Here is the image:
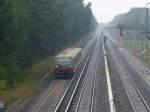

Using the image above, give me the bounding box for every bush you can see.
[0,80,7,90]
[0,67,7,80]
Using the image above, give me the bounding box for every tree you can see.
[0,0,97,86]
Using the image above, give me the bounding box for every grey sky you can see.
[84,0,147,23]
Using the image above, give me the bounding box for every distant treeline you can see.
[110,7,150,31]
[0,0,97,86]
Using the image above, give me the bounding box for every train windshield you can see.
[56,58,72,67]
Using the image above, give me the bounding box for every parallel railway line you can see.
[52,36,99,112]
[67,37,99,112]
[75,37,99,112]
[30,32,98,112]
[31,80,70,112]
[109,44,150,112]
[32,32,150,112]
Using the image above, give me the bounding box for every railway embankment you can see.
[3,30,98,112]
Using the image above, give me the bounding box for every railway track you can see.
[74,37,100,112]
[67,38,100,112]
[30,33,98,112]
[109,45,150,112]
[52,36,99,112]
[31,80,69,112]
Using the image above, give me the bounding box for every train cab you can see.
[54,48,81,78]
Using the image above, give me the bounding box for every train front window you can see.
[56,58,72,67]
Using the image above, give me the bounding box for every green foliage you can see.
[0,67,7,80]
[0,80,7,90]
[0,0,32,86]
[0,0,97,87]
[27,0,97,57]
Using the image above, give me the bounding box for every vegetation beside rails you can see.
[0,0,97,91]
[122,40,150,66]
[0,30,96,111]
[0,0,97,109]
[0,56,54,110]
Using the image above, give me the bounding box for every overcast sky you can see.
[84,0,147,23]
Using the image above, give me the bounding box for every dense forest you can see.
[0,0,97,87]
[110,8,150,30]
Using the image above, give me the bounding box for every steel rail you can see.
[52,37,97,112]
[74,74,88,112]
[32,81,58,112]
[110,47,150,112]
[118,52,150,112]
[32,37,96,112]
[74,37,99,112]
[90,69,96,112]
[121,61,150,112]
[67,61,97,112]
[64,58,90,112]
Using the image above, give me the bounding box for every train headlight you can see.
[70,65,73,68]
[56,65,58,68]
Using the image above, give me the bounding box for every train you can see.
[54,48,82,78]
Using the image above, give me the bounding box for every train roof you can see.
[55,48,81,58]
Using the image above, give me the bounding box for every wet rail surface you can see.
[108,42,150,112]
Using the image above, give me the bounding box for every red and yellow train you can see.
[54,48,81,78]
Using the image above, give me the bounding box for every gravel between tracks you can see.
[32,80,69,112]
[117,48,150,108]
[107,42,134,112]
[105,29,150,112]
[20,80,69,112]
[93,36,109,112]
[119,48,150,86]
